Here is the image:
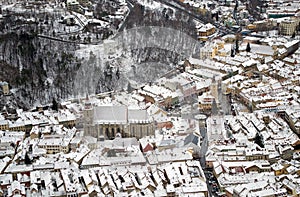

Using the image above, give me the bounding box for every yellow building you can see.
[215,40,225,49]
[271,163,287,176]
[0,120,9,130]
[253,19,277,31]
[0,81,9,95]
[199,43,218,59]
[38,136,70,154]
[247,24,256,30]
[210,76,218,102]
[66,0,81,12]
[217,48,229,57]
[9,123,25,131]
[198,92,215,111]
[222,34,236,43]
[197,23,216,41]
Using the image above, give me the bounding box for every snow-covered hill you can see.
[0,0,201,108]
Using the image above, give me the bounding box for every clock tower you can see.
[210,75,219,104]
[83,95,94,135]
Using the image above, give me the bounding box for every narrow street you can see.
[199,127,207,168]
[117,0,134,32]
[200,125,216,197]
[200,126,221,197]
[156,0,235,35]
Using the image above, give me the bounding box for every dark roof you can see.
[184,133,199,146]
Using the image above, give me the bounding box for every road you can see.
[118,0,134,32]
[38,0,235,46]
[177,93,226,196]
[245,0,264,21]
[200,125,224,197]
[199,127,208,167]
[200,121,219,197]
[36,0,134,45]
[156,0,235,35]
[37,34,79,44]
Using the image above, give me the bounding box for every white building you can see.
[83,101,154,139]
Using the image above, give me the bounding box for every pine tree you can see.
[216,13,219,21]
[127,82,133,93]
[25,152,31,165]
[246,42,251,52]
[234,0,238,11]
[52,98,58,111]
[291,31,296,38]
[116,67,120,79]
[235,39,239,53]
[254,132,264,148]
[231,47,235,57]
[249,99,254,113]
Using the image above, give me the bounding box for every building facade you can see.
[279,18,299,36]
[83,102,154,140]
[0,81,9,95]
[37,137,70,154]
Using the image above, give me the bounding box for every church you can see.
[83,100,154,140]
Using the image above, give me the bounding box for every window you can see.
[132,126,135,137]
[105,128,109,138]
[111,128,115,138]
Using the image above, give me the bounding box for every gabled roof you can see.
[184,133,200,146]
[128,109,149,123]
[93,105,150,124]
[94,105,127,124]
